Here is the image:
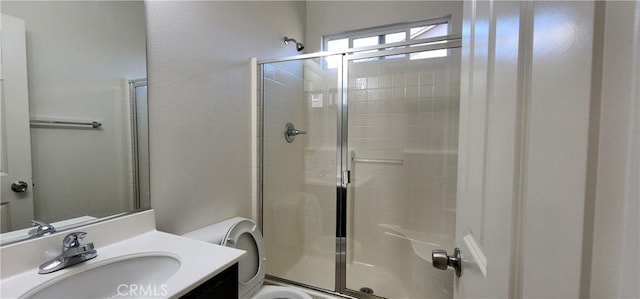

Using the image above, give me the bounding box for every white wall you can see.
[1,1,147,222]
[145,1,306,235]
[305,1,463,52]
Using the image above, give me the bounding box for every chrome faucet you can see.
[28,220,56,237]
[38,232,98,274]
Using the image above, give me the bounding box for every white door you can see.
[1,14,35,232]
[452,1,603,298]
[452,1,521,297]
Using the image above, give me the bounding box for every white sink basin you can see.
[1,212,245,299]
[23,254,180,299]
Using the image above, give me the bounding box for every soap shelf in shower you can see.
[377,223,454,264]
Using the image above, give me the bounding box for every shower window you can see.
[323,17,450,68]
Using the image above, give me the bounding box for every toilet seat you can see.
[221,218,266,298]
[183,217,311,299]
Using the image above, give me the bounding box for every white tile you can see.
[392,73,406,87]
[392,86,405,99]
[406,72,419,86]
[419,71,435,85]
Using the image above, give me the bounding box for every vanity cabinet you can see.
[181,263,238,298]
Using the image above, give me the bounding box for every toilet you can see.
[183,217,312,299]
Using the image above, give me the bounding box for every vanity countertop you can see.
[0,210,245,298]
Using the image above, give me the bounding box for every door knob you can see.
[11,181,29,193]
[432,247,461,277]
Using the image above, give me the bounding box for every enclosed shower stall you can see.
[258,33,461,298]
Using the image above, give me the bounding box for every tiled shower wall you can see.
[345,54,460,296]
[348,55,460,237]
[300,58,339,260]
[259,60,307,274]
[282,53,461,296]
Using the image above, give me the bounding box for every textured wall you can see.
[145,1,306,234]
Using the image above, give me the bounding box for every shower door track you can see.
[258,35,463,299]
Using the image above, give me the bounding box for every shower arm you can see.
[283,36,305,52]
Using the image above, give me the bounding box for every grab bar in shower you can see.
[30,119,102,129]
[352,157,404,165]
[350,151,403,165]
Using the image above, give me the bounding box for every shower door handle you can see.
[432,247,461,277]
[342,170,351,185]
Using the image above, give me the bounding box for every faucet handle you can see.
[31,220,48,227]
[28,220,56,236]
[63,232,87,250]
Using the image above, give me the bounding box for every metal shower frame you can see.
[257,34,462,299]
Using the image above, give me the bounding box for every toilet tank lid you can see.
[182,217,249,245]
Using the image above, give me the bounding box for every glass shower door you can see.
[344,47,461,298]
[261,56,341,290]
[260,42,461,298]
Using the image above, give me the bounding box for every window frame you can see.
[322,16,451,53]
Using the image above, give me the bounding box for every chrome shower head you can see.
[284,36,305,52]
